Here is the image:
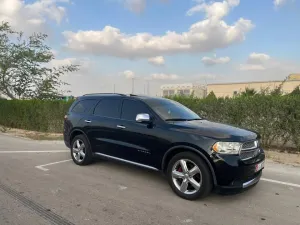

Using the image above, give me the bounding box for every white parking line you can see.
[33,158,300,188]
[0,150,69,153]
[261,178,300,188]
[35,159,72,171]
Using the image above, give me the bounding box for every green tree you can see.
[240,87,257,97]
[206,91,217,99]
[290,86,300,96]
[0,21,79,100]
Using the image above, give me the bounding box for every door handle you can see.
[117,125,126,129]
[84,120,92,123]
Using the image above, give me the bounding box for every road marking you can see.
[0,150,69,153]
[118,185,128,191]
[32,158,300,188]
[35,159,72,171]
[261,178,300,188]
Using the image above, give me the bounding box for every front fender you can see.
[161,145,217,186]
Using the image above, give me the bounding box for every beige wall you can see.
[207,80,300,98]
[162,87,206,98]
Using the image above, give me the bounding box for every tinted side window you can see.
[121,100,150,121]
[72,100,98,114]
[94,99,121,118]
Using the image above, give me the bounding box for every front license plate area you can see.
[255,160,265,172]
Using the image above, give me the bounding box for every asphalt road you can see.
[0,134,299,225]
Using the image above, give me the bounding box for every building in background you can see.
[57,95,75,101]
[160,83,206,98]
[207,74,300,98]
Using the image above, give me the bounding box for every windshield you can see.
[144,98,201,121]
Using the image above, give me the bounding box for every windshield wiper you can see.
[165,118,202,121]
[165,118,189,121]
[187,118,202,121]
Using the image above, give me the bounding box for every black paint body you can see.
[64,94,265,188]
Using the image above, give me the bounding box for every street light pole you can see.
[147,80,150,95]
[132,78,134,94]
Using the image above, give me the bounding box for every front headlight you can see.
[212,142,242,154]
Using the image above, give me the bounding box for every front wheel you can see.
[167,152,213,200]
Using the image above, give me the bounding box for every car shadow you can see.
[91,158,260,202]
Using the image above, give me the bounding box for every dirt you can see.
[0,127,63,141]
[265,150,300,166]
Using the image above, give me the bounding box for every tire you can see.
[167,152,213,200]
[71,134,93,165]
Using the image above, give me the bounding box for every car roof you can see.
[77,93,164,102]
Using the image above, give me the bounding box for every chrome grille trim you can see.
[241,140,258,151]
[240,140,260,160]
[240,149,260,161]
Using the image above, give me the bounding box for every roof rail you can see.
[130,94,149,97]
[83,93,127,96]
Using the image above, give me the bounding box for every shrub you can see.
[171,95,300,151]
[0,95,299,151]
[0,100,72,133]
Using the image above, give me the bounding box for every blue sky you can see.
[1,0,300,95]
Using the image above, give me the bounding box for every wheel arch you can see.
[161,145,217,186]
[69,129,91,148]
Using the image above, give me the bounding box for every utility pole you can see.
[132,78,134,94]
[146,80,150,95]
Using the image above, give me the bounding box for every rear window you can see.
[93,99,122,118]
[71,100,98,114]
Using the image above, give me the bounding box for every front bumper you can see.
[242,172,261,188]
[212,148,265,189]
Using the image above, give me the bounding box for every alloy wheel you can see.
[172,159,202,195]
[72,139,86,163]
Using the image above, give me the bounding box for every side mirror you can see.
[136,113,151,123]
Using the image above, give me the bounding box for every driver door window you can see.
[121,100,150,121]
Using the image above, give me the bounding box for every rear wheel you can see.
[167,152,213,200]
[71,134,93,165]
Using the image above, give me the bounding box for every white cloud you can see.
[202,55,230,66]
[239,64,266,71]
[187,0,240,17]
[239,52,299,72]
[123,70,135,79]
[247,52,271,64]
[50,57,93,76]
[0,0,70,33]
[148,56,165,66]
[151,73,179,80]
[274,0,290,7]
[239,52,271,71]
[63,0,253,58]
[51,57,89,68]
[124,0,146,13]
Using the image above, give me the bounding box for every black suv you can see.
[64,93,265,200]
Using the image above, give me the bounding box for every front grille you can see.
[240,140,260,160]
[240,148,260,160]
[242,141,258,150]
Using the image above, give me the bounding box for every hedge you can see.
[0,100,72,133]
[0,95,299,151]
[170,95,300,151]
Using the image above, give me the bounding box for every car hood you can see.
[170,120,258,142]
